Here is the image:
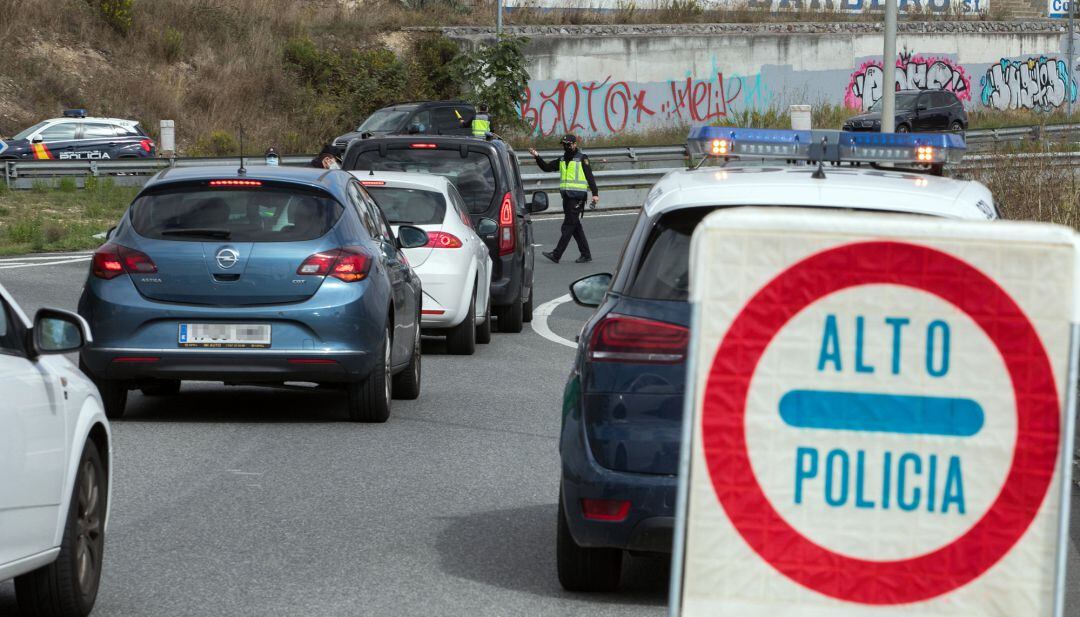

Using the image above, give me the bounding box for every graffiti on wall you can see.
[845,53,971,111]
[507,0,986,14]
[521,72,773,136]
[979,57,1077,111]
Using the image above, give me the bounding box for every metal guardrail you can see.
[3,123,1078,190]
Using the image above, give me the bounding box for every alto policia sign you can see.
[670,209,1079,616]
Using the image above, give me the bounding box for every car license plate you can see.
[178,323,271,348]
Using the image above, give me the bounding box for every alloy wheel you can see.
[75,459,103,597]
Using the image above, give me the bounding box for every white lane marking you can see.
[0,252,93,261]
[0,256,91,270]
[531,294,577,349]
[533,211,638,222]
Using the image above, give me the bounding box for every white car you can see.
[354,171,494,355]
[0,284,111,617]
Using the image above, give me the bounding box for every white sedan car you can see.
[354,171,494,355]
[0,284,111,617]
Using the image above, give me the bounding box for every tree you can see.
[454,35,530,134]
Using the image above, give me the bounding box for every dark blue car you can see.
[78,165,427,422]
[0,110,155,160]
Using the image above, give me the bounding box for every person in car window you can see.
[530,134,598,264]
[311,144,341,169]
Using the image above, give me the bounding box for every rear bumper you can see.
[416,260,474,328]
[489,253,522,307]
[81,348,374,383]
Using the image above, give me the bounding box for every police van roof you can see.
[643,165,996,221]
[45,116,139,126]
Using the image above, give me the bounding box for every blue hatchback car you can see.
[78,165,428,422]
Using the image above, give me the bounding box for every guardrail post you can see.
[1031,125,1042,141]
[628,147,637,162]
[90,160,98,177]
[3,161,9,190]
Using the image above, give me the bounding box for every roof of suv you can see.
[347,170,453,193]
[343,134,515,164]
[644,165,995,220]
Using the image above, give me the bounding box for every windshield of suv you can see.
[628,208,714,301]
[12,121,48,140]
[131,184,344,242]
[351,148,496,214]
[868,93,920,112]
[357,109,413,132]
[365,186,446,225]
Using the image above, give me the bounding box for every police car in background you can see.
[556,127,998,592]
[0,109,155,160]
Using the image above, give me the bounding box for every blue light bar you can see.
[687,126,965,165]
[62,109,88,118]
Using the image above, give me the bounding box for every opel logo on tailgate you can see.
[216,247,239,269]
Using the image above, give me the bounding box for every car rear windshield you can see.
[365,186,446,225]
[351,148,496,214]
[627,208,713,301]
[358,109,412,132]
[130,184,344,242]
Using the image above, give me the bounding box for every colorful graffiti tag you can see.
[846,53,971,111]
[520,73,773,136]
[979,57,1077,111]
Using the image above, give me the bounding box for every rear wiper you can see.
[161,228,232,239]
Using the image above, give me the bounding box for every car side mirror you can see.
[475,218,498,237]
[528,191,549,214]
[570,273,612,308]
[31,308,91,356]
[31,135,43,144]
[396,225,429,250]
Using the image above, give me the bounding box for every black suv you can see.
[843,89,967,133]
[332,101,476,155]
[343,135,548,332]
[0,110,155,160]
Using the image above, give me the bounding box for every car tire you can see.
[15,440,107,617]
[79,359,127,420]
[139,380,180,397]
[446,292,477,355]
[896,124,910,133]
[347,326,391,422]
[950,120,965,133]
[496,295,524,334]
[556,492,622,592]
[391,320,421,400]
[523,288,534,324]
[476,295,492,345]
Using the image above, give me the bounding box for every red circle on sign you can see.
[703,240,1061,605]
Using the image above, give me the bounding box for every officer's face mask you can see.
[562,143,574,154]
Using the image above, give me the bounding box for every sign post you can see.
[670,209,1079,617]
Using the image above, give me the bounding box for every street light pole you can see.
[497,0,503,35]
[881,0,898,132]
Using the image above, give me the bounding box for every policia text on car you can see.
[530,134,599,264]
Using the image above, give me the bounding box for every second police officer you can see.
[530,134,599,264]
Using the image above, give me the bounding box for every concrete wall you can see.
[446,22,1076,135]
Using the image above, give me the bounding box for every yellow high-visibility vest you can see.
[472,114,490,137]
[559,153,589,193]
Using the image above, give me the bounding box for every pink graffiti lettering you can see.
[846,53,972,112]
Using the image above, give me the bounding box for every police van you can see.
[556,127,999,592]
[0,109,155,161]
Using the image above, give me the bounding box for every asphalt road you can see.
[2,209,1080,616]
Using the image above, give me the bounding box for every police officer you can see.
[530,134,599,264]
[469,104,491,138]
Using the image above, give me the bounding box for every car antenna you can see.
[369,169,374,176]
[238,124,246,176]
[811,135,827,180]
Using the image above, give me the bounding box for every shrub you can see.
[411,35,463,101]
[86,0,134,36]
[7,215,42,246]
[192,130,239,156]
[59,177,77,193]
[283,36,337,88]
[43,221,65,244]
[162,26,184,63]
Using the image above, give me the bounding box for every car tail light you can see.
[360,180,385,186]
[209,179,262,187]
[139,139,154,152]
[297,248,372,282]
[424,232,462,249]
[581,499,631,522]
[409,143,437,149]
[587,314,689,364]
[92,243,157,279]
[498,192,515,256]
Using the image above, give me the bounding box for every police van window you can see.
[431,108,460,132]
[82,123,120,139]
[411,111,431,131]
[627,208,712,301]
[351,148,496,215]
[40,123,77,141]
[933,92,952,107]
[116,124,144,136]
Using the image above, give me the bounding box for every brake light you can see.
[92,243,157,279]
[209,180,262,187]
[360,180,386,186]
[297,248,372,282]
[587,315,689,364]
[581,499,631,522]
[498,192,514,256]
[424,231,462,249]
[410,143,437,149]
[139,139,153,152]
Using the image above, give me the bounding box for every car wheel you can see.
[895,124,910,133]
[496,295,524,334]
[16,440,107,617]
[446,291,477,355]
[391,320,421,400]
[80,359,127,419]
[950,120,965,133]
[556,492,622,592]
[476,295,492,345]
[523,289,534,324]
[140,380,180,397]
[346,325,391,422]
